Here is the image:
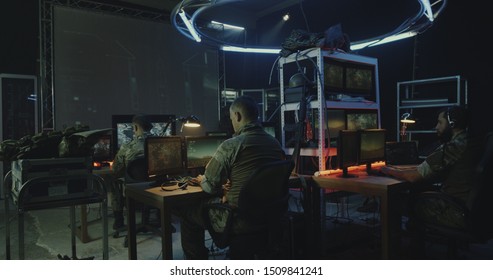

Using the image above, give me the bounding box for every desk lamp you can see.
[177,115,201,132]
[400,112,415,141]
[161,115,201,135]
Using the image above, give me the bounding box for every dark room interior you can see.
[1,0,491,270]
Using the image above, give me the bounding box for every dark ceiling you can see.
[118,0,180,12]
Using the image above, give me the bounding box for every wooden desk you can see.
[312,171,411,259]
[125,182,204,259]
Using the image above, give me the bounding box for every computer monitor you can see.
[385,141,420,165]
[185,135,229,170]
[358,129,386,174]
[346,110,378,130]
[324,57,376,100]
[111,114,176,157]
[337,130,359,178]
[261,121,277,138]
[345,65,374,94]
[327,109,346,141]
[145,136,184,183]
[92,134,112,163]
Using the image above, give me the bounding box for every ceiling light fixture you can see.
[350,31,418,50]
[211,20,245,31]
[178,9,201,42]
[171,0,447,54]
[420,0,434,22]
[221,46,280,54]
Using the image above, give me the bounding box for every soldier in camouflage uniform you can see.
[175,96,285,259]
[381,106,480,229]
[111,114,153,229]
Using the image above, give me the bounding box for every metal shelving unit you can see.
[279,48,381,172]
[396,75,468,144]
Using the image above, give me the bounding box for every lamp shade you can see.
[288,73,308,88]
[400,112,415,124]
[180,115,201,128]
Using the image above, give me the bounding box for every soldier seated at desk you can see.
[111,114,153,230]
[380,106,480,234]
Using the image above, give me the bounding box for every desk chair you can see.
[203,160,295,259]
[113,156,164,246]
[410,132,493,258]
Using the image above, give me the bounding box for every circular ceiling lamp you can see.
[171,0,447,54]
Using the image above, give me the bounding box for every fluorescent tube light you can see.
[221,45,280,54]
[211,20,245,31]
[350,40,380,51]
[179,10,201,42]
[370,31,418,46]
[350,31,418,50]
[420,0,434,22]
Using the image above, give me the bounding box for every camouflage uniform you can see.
[413,131,479,229]
[177,122,285,259]
[112,132,152,179]
[111,132,151,224]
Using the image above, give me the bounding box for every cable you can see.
[297,49,323,87]
[299,0,310,32]
[268,55,281,86]
[266,101,287,122]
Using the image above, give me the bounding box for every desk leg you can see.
[18,210,25,260]
[313,186,324,258]
[381,191,406,260]
[389,191,406,259]
[102,199,109,260]
[379,194,390,259]
[5,194,11,259]
[70,205,77,259]
[161,205,173,260]
[127,196,137,259]
[75,205,91,243]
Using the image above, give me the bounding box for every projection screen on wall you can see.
[53,6,219,133]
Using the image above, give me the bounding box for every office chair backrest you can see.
[467,132,493,240]
[126,155,147,182]
[237,160,295,225]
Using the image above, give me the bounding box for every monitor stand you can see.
[337,167,358,178]
[365,163,383,176]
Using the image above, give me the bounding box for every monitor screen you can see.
[92,134,112,162]
[385,141,420,165]
[261,121,277,138]
[111,114,176,157]
[324,61,344,89]
[324,58,376,99]
[346,110,378,130]
[359,129,386,165]
[145,136,184,181]
[345,66,373,92]
[337,130,359,178]
[327,109,346,140]
[185,136,229,169]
